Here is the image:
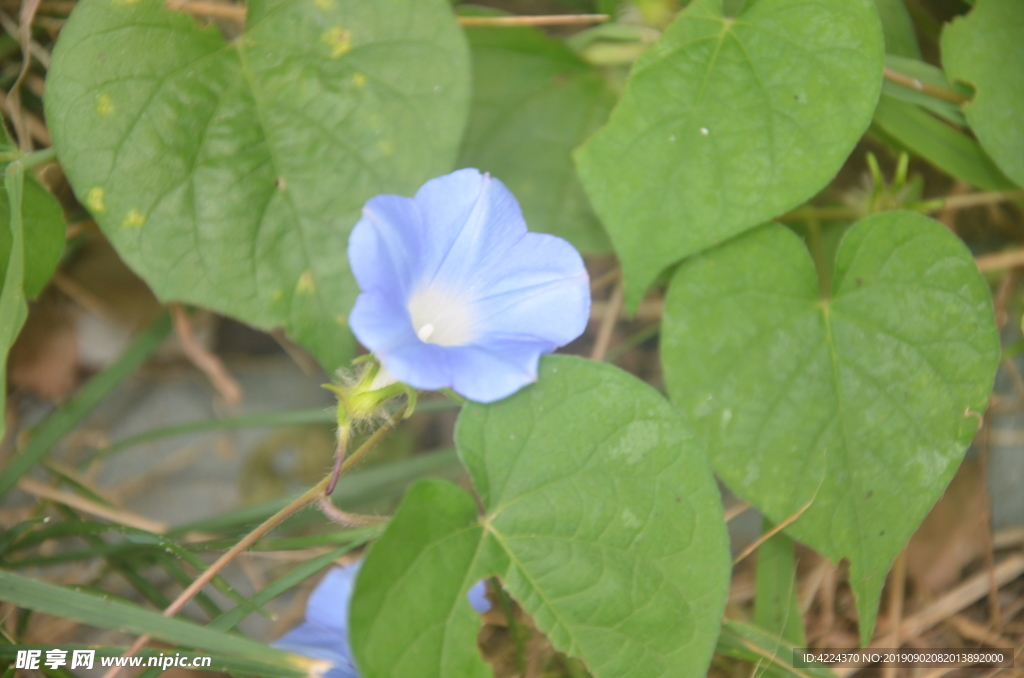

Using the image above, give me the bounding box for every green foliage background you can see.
[0,0,1020,676]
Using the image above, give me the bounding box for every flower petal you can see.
[447,340,547,403]
[467,233,590,348]
[372,339,455,392]
[348,290,417,356]
[271,564,361,678]
[347,168,592,402]
[415,170,528,292]
[274,622,358,678]
[349,194,425,300]
[304,564,360,631]
[467,580,492,614]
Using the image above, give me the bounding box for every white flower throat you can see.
[407,285,477,346]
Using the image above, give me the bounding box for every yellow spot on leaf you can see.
[87,187,106,213]
[96,94,114,116]
[313,0,332,9]
[122,209,146,228]
[321,27,351,58]
[271,289,284,301]
[378,140,393,156]
[335,315,346,326]
[352,72,366,88]
[296,270,316,294]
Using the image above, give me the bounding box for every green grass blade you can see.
[0,646,304,678]
[0,518,46,554]
[0,571,317,674]
[95,398,459,464]
[209,541,367,632]
[134,538,375,678]
[0,159,29,467]
[872,96,1017,191]
[754,519,806,647]
[93,409,336,463]
[52,508,172,610]
[153,553,226,620]
[3,520,127,553]
[160,545,269,619]
[718,619,838,678]
[42,462,118,507]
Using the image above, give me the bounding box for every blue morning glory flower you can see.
[273,563,491,678]
[348,169,590,403]
[272,564,361,678]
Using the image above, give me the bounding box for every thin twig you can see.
[17,477,168,533]
[900,554,1024,638]
[50,271,118,322]
[729,634,818,678]
[732,498,813,566]
[457,13,609,26]
[882,550,907,678]
[941,189,1024,212]
[0,3,44,153]
[171,303,243,406]
[975,647,1024,678]
[835,560,1024,678]
[0,10,48,66]
[993,526,1024,549]
[589,279,623,361]
[589,267,620,294]
[816,564,837,643]
[937,180,972,230]
[269,328,319,376]
[882,66,969,105]
[165,0,243,20]
[589,296,662,322]
[781,190,1024,226]
[0,0,75,14]
[977,247,1024,273]
[0,85,49,147]
[798,556,832,615]
[724,501,752,523]
[993,269,1019,328]
[946,614,1016,648]
[977,421,1001,629]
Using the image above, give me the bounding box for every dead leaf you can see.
[8,288,79,401]
[906,459,987,596]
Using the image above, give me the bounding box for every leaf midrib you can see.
[233,38,330,324]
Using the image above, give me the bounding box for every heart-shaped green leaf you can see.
[458,22,615,253]
[661,213,999,642]
[0,177,64,300]
[0,128,64,300]
[351,356,730,678]
[0,143,66,450]
[575,0,884,309]
[44,0,470,371]
[941,0,1024,188]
